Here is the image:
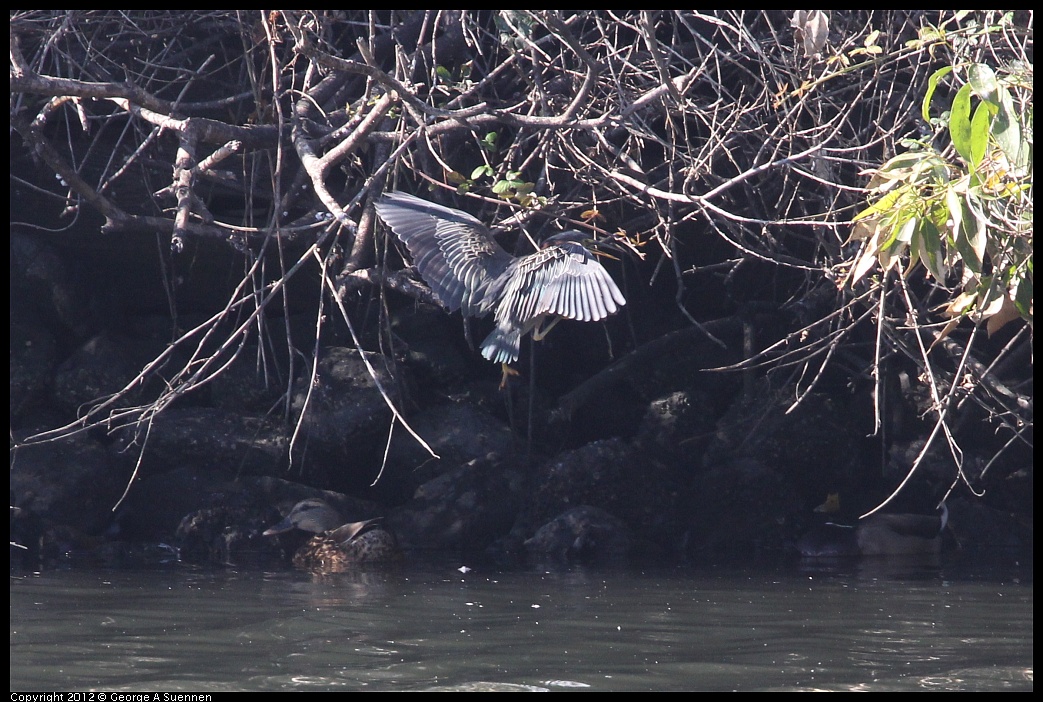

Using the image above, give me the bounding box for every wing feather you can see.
[375,192,513,316]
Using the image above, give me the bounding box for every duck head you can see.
[263,498,343,536]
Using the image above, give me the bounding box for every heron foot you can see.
[499,363,520,390]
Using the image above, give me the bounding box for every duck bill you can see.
[262,517,295,537]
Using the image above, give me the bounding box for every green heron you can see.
[375,191,627,367]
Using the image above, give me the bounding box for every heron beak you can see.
[589,232,645,261]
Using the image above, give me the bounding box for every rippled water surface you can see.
[10,558,1032,691]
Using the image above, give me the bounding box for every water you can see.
[10,559,1033,691]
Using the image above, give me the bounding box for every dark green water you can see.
[10,559,1033,691]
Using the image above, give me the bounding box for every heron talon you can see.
[499,363,520,389]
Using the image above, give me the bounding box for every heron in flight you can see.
[374,191,627,373]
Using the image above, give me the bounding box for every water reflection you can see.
[10,561,1033,691]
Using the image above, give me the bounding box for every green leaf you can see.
[854,185,909,221]
[513,182,534,197]
[918,218,947,281]
[877,240,899,275]
[968,63,1000,105]
[894,215,917,245]
[993,85,1025,168]
[949,83,975,165]
[1013,261,1033,321]
[846,217,877,244]
[968,102,992,169]
[922,65,953,124]
[965,207,987,274]
[917,153,952,185]
[946,186,981,275]
[470,164,493,180]
[850,227,884,285]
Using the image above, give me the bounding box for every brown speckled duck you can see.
[263,498,401,571]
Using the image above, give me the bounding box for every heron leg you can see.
[499,362,520,390]
[531,316,562,341]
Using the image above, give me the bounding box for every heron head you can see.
[541,230,640,262]
[539,230,590,248]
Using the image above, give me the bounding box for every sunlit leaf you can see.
[849,231,883,285]
[968,102,992,168]
[922,65,953,123]
[803,10,829,57]
[950,83,974,166]
[877,242,898,275]
[918,218,947,281]
[1013,267,1033,322]
[877,151,932,176]
[854,186,908,221]
[481,132,499,153]
[845,218,878,244]
[945,291,979,317]
[968,63,1000,104]
[965,197,988,267]
[907,227,922,274]
[985,293,1021,335]
[992,86,1025,168]
[947,187,982,275]
[894,215,917,244]
[930,315,963,348]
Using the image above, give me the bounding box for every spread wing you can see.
[375,192,514,317]
[491,237,626,328]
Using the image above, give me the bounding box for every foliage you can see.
[848,54,1032,338]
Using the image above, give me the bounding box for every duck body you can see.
[263,498,401,572]
[854,511,947,556]
[796,521,860,558]
[797,493,947,558]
